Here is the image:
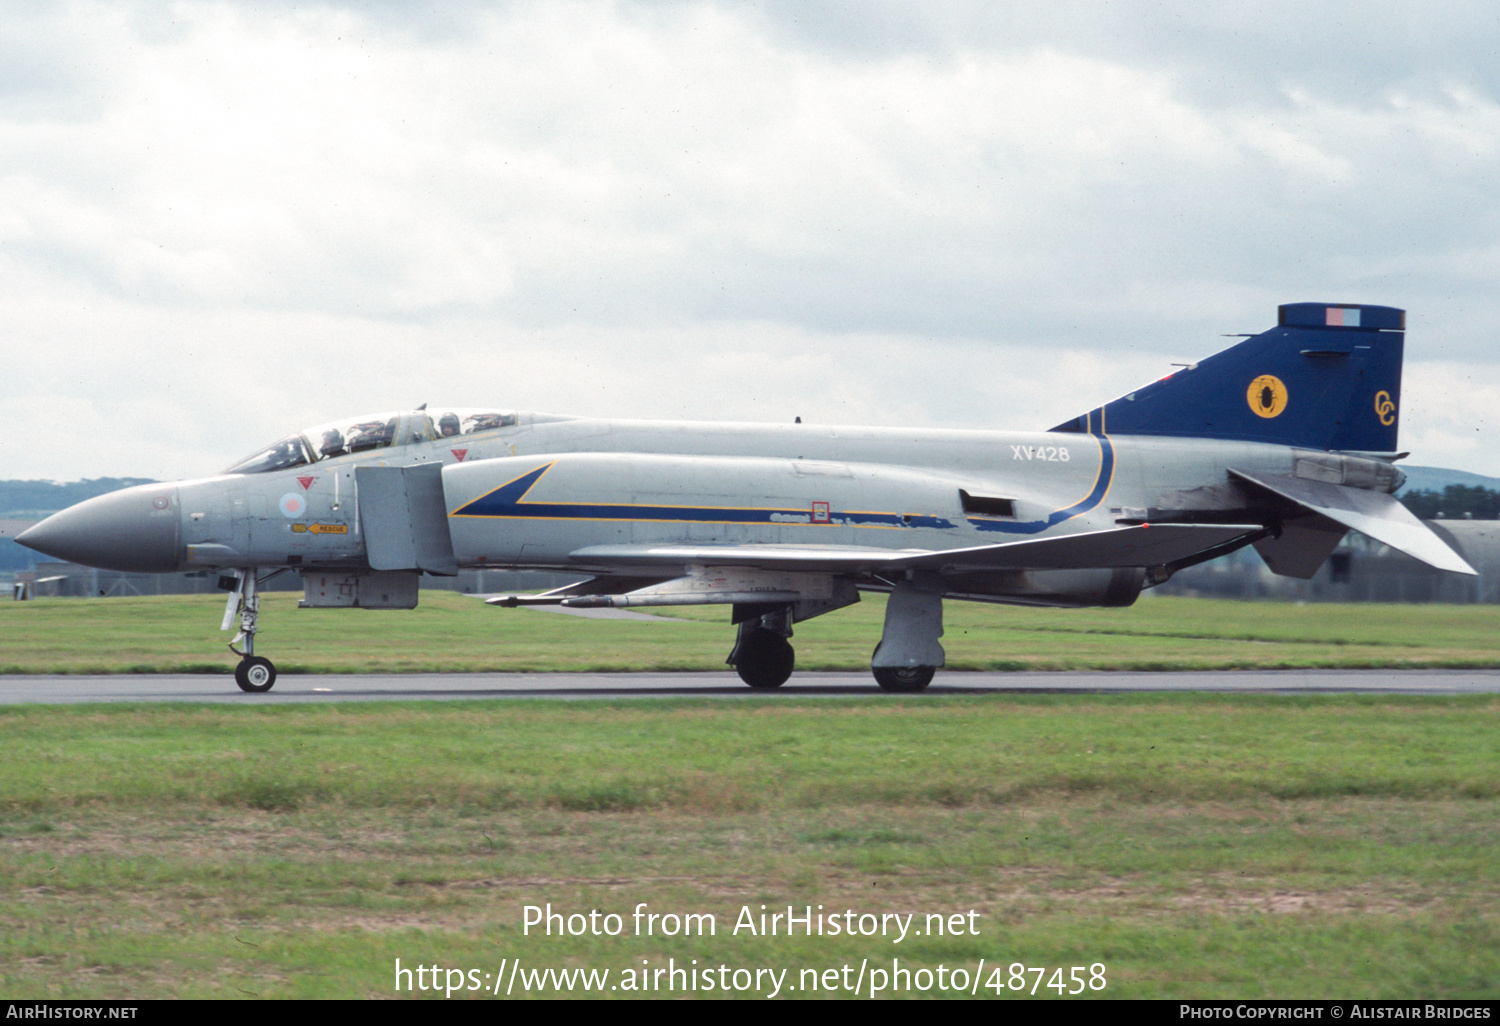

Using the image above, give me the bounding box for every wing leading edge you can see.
[565,522,1262,575]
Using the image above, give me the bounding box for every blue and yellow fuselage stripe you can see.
[450,464,957,530]
[450,426,1114,535]
[972,417,1116,535]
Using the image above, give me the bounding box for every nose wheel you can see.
[223,569,280,693]
[235,656,277,693]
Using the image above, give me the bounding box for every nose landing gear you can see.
[234,655,277,693]
[223,569,278,693]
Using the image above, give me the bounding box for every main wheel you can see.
[872,665,935,692]
[734,632,795,689]
[235,656,277,693]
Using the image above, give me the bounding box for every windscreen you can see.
[223,435,314,475]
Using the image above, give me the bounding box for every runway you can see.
[2,668,1498,704]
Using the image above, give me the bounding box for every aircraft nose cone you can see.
[15,485,182,573]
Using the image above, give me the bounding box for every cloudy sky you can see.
[4,0,1500,481]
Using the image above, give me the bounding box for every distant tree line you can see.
[1400,485,1500,520]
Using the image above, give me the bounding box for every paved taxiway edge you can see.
[2,668,1499,703]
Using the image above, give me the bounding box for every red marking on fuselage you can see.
[297,476,315,490]
[452,449,468,462]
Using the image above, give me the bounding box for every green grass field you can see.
[2,596,1498,999]
[0,696,1496,999]
[5,591,1500,674]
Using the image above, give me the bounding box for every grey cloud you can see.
[739,1,1500,103]
[2,1,1499,478]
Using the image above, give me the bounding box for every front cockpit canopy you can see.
[223,408,518,474]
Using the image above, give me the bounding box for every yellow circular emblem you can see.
[1247,375,1288,418]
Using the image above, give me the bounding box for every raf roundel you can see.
[279,493,307,519]
[1246,375,1288,419]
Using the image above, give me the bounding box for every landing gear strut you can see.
[728,607,795,689]
[869,573,944,692]
[224,569,277,693]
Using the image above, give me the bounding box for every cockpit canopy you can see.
[224,408,518,475]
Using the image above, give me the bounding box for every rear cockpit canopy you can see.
[224,408,518,474]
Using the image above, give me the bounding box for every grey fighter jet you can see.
[18,303,1474,693]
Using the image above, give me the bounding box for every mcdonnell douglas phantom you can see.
[17,303,1475,692]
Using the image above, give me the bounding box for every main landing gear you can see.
[872,665,936,692]
[867,573,944,693]
[728,607,795,689]
[223,569,278,693]
[726,577,947,693]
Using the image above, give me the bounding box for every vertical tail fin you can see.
[1052,303,1405,452]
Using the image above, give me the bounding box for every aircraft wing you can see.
[567,523,1262,574]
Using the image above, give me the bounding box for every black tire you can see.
[872,665,935,692]
[235,656,277,693]
[734,633,795,689]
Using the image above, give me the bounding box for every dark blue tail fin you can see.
[1052,303,1405,452]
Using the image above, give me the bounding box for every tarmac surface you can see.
[2,668,1499,704]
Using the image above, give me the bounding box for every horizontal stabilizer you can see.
[568,523,1260,574]
[1229,469,1476,575]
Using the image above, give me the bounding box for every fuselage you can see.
[28,408,1336,598]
